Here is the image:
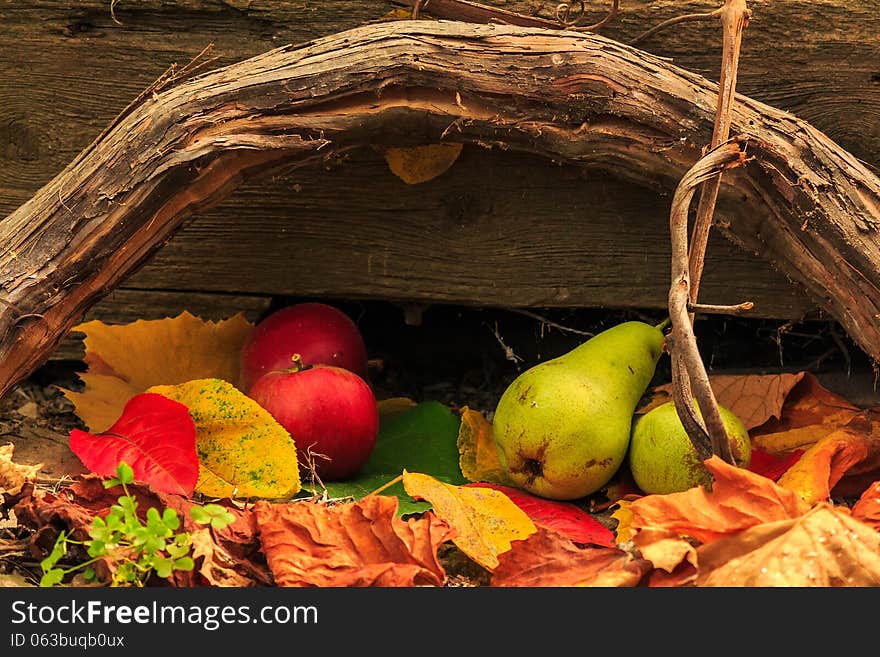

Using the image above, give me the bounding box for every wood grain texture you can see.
[2,1,876,328]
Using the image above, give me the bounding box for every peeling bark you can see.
[1,20,880,398]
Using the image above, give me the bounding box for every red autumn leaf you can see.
[491,527,651,587]
[69,392,199,496]
[748,447,804,481]
[465,482,615,547]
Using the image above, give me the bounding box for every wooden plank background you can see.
[2,1,878,359]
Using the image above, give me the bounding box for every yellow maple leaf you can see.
[148,378,300,500]
[62,312,254,432]
[382,143,463,184]
[456,407,511,485]
[401,471,535,571]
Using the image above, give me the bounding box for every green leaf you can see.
[116,462,135,484]
[173,556,195,572]
[40,532,68,572]
[40,569,65,587]
[162,508,180,531]
[319,401,465,515]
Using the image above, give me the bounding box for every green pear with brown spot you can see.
[628,399,751,495]
[491,320,666,500]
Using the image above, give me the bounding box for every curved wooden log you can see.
[1,19,880,398]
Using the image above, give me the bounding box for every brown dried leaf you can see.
[490,527,651,587]
[187,527,263,588]
[696,503,880,586]
[639,372,806,430]
[628,456,809,545]
[632,528,697,575]
[0,443,42,497]
[751,372,861,454]
[253,495,455,587]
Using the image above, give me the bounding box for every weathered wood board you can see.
[2,1,878,360]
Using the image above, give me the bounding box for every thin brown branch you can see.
[669,140,748,464]
[629,7,722,46]
[687,1,751,307]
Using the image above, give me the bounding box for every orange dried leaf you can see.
[776,416,877,505]
[628,456,809,545]
[402,471,536,571]
[696,503,880,586]
[851,481,880,530]
[457,406,510,485]
[253,495,454,587]
[383,143,463,184]
[491,527,651,587]
[751,372,861,454]
[63,312,254,432]
[148,379,300,500]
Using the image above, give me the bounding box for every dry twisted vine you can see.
[668,140,749,462]
[666,0,752,465]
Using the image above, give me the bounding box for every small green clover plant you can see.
[40,462,236,587]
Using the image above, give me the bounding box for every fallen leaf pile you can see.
[2,313,880,587]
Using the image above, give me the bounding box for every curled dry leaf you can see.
[775,415,880,505]
[0,443,42,497]
[402,471,535,571]
[851,481,880,530]
[632,528,697,576]
[254,495,454,587]
[626,456,809,545]
[490,527,651,587]
[382,143,463,184]
[751,372,861,454]
[696,503,880,586]
[63,312,254,432]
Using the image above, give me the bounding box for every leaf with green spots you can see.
[148,378,300,500]
[320,401,465,515]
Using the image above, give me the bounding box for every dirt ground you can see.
[1,301,878,586]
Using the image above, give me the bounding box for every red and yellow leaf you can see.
[69,392,198,496]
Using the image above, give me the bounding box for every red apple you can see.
[248,361,379,481]
[239,302,369,393]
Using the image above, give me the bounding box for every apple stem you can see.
[289,353,305,372]
[655,317,672,332]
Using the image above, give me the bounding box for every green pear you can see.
[628,400,751,495]
[492,320,666,500]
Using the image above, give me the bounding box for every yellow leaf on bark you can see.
[383,143,463,184]
[148,378,300,500]
[457,406,510,485]
[63,312,254,432]
[402,471,536,571]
